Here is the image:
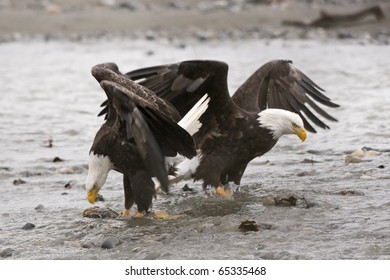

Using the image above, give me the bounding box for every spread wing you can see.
[92,63,181,122]
[231,60,340,133]
[125,60,234,118]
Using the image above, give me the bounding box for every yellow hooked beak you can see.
[294,127,307,142]
[87,187,99,204]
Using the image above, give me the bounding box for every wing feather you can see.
[232,60,339,132]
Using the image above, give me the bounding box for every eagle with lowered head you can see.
[86,63,210,216]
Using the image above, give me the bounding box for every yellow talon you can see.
[215,186,232,197]
[122,209,130,217]
[134,211,144,218]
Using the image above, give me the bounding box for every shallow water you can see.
[0,38,389,259]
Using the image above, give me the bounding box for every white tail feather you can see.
[156,95,209,191]
[178,94,209,136]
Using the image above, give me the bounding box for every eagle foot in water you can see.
[215,185,232,197]
[122,208,131,217]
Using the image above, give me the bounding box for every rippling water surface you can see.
[0,38,389,259]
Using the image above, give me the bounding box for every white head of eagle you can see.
[258,108,307,141]
[85,153,114,203]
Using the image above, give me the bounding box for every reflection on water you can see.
[0,39,389,259]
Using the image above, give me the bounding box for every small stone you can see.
[1,248,14,258]
[101,236,120,249]
[143,252,161,260]
[239,220,260,232]
[13,178,26,185]
[22,222,35,230]
[95,194,104,202]
[377,165,385,169]
[302,158,320,164]
[81,241,94,249]
[64,182,72,189]
[182,184,194,192]
[53,157,63,162]
[34,204,45,211]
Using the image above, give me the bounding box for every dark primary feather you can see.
[126,60,339,133]
[232,60,340,132]
[100,80,169,190]
[92,63,181,123]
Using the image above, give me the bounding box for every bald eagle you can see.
[123,60,339,194]
[86,63,209,216]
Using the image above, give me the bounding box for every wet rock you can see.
[377,165,385,169]
[262,195,313,208]
[83,206,119,219]
[34,204,45,211]
[64,182,72,189]
[239,220,272,234]
[61,192,68,195]
[346,148,381,164]
[351,149,365,158]
[143,252,161,260]
[261,195,277,206]
[275,195,298,207]
[101,236,121,249]
[13,178,26,185]
[365,150,381,157]
[296,170,316,177]
[306,149,324,155]
[345,155,363,164]
[1,248,14,258]
[22,222,35,230]
[336,190,364,196]
[182,184,194,192]
[96,194,105,202]
[302,158,320,164]
[239,220,259,232]
[81,241,94,249]
[53,156,63,162]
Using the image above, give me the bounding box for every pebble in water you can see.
[83,206,119,219]
[22,223,35,230]
[13,178,26,185]
[101,236,121,249]
[34,204,45,211]
[1,248,14,258]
